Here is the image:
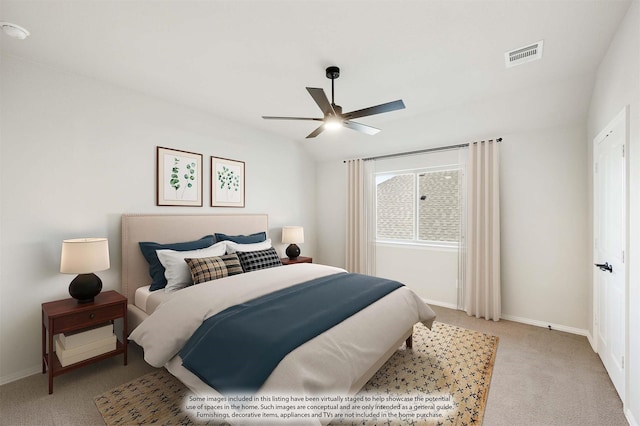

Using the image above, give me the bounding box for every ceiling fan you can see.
[262,66,405,139]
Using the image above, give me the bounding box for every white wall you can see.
[500,124,589,331]
[376,245,458,307]
[0,55,317,384]
[587,1,639,423]
[316,160,346,268]
[317,121,590,333]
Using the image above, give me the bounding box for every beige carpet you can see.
[95,322,498,425]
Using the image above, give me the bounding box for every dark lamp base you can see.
[69,273,102,304]
[285,243,301,260]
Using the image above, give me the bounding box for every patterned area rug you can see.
[331,322,498,425]
[94,322,498,425]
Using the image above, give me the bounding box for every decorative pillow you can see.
[157,242,227,292]
[215,232,267,244]
[184,254,244,285]
[225,238,272,254]
[236,247,282,272]
[139,235,215,291]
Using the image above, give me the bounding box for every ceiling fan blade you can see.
[343,120,380,135]
[262,116,323,121]
[306,124,326,139]
[306,87,336,116]
[342,99,405,120]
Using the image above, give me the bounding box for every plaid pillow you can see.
[236,247,282,272]
[184,254,243,285]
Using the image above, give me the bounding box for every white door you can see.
[593,108,627,401]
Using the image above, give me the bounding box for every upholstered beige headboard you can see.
[121,214,269,303]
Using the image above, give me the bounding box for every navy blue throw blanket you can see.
[180,272,403,393]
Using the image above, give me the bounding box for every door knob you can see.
[594,262,613,273]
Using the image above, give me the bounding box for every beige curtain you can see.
[346,159,376,274]
[464,140,501,321]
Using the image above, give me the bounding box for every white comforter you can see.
[129,264,436,420]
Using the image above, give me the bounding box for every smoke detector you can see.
[0,22,30,40]
[505,40,543,68]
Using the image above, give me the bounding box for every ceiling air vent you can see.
[505,40,543,68]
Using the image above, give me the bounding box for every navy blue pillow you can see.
[139,235,215,291]
[214,232,267,244]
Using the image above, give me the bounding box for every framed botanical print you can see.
[211,156,245,207]
[156,146,203,206]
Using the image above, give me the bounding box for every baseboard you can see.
[625,407,638,426]
[586,331,597,352]
[500,314,590,337]
[422,298,458,310]
[0,364,41,386]
[426,304,591,338]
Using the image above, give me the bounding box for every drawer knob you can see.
[89,313,95,319]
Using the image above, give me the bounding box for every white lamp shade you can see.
[60,238,110,274]
[282,226,304,244]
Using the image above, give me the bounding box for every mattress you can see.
[134,285,173,315]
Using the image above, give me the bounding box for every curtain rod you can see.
[343,137,502,163]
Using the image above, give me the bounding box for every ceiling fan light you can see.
[0,22,30,39]
[324,118,342,131]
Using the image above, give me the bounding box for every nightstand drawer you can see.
[53,304,122,333]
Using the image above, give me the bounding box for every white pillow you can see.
[225,238,272,254]
[157,242,227,292]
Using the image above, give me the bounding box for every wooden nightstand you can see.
[281,256,313,265]
[41,290,127,394]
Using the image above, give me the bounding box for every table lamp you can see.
[60,238,110,303]
[282,226,304,259]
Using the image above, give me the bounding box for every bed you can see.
[121,214,436,424]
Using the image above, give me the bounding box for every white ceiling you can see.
[0,0,631,161]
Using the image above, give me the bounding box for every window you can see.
[376,168,461,246]
[376,173,415,240]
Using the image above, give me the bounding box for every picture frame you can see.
[156,146,203,206]
[211,156,245,207]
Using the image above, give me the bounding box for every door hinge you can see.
[622,145,625,157]
[622,356,624,369]
[595,162,598,173]
[622,250,625,263]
